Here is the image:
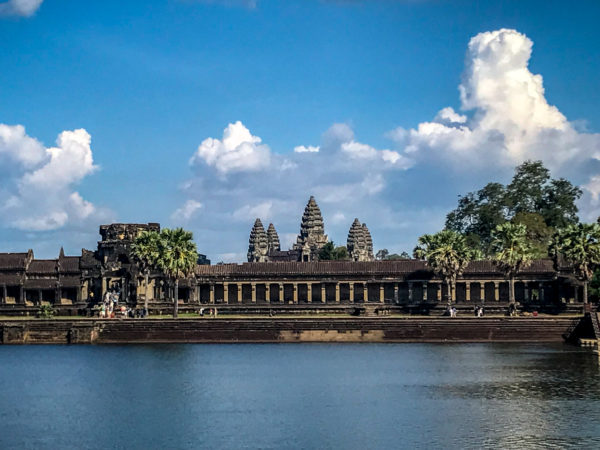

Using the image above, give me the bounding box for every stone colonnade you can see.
[193,280,562,305]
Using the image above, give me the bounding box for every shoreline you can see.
[0,316,579,345]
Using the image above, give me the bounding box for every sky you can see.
[1,0,600,262]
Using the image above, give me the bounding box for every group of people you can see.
[199,307,218,317]
[446,306,458,317]
[474,305,485,317]
[99,289,120,318]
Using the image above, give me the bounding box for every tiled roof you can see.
[0,274,23,285]
[195,259,557,278]
[28,260,58,274]
[0,253,29,270]
[59,256,80,272]
[24,279,58,289]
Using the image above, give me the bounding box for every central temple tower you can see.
[293,196,328,262]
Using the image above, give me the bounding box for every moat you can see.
[1,343,599,449]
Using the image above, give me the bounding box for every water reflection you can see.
[0,343,598,449]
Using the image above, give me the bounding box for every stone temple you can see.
[347,218,374,262]
[248,196,330,262]
[247,196,376,263]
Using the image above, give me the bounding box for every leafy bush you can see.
[37,304,55,319]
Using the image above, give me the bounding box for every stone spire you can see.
[293,196,328,261]
[267,223,280,253]
[346,218,374,261]
[362,222,374,260]
[247,218,269,262]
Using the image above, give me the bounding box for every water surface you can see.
[1,343,599,449]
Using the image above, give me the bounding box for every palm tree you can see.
[491,222,533,305]
[131,230,161,314]
[156,228,198,318]
[413,230,472,303]
[550,223,600,304]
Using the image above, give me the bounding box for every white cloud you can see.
[294,145,320,153]
[232,201,273,222]
[389,28,600,172]
[190,121,271,175]
[0,0,43,16]
[171,199,202,222]
[0,124,109,231]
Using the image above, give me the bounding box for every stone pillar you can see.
[524,282,529,301]
[2,285,6,304]
[265,284,271,303]
[408,282,414,303]
[494,282,500,301]
[539,283,545,303]
[237,284,242,303]
[363,283,368,303]
[335,283,340,303]
[209,283,215,304]
[279,283,284,303]
[223,283,229,304]
[293,283,298,304]
[379,283,385,303]
[321,284,326,303]
[56,286,62,305]
[423,282,428,302]
[38,289,42,305]
[436,283,442,302]
[19,285,24,304]
[349,283,355,303]
[465,282,471,301]
[307,283,312,303]
[393,283,399,304]
[251,283,256,303]
[101,277,107,297]
[480,283,485,303]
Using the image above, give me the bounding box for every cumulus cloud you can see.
[171,200,202,222]
[176,120,415,261]
[0,124,109,231]
[174,28,600,261]
[189,121,271,176]
[0,0,43,16]
[294,145,320,153]
[389,28,600,172]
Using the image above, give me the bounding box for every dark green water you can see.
[1,344,599,449]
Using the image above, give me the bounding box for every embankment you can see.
[0,317,579,344]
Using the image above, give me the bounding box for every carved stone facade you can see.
[293,196,328,262]
[248,219,269,263]
[347,219,374,262]
[267,223,280,253]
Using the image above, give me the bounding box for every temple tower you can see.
[267,223,280,253]
[347,218,374,261]
[362,223,374,260]
[248,219,269,262]
[293,196,328,262]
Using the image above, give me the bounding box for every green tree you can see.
[156,228,198,318]
[131,230,161,314]
[413,230,472,303]
[505,160,550,214]
[550,223,600,304]
[445,182,508,254]
[446,160,581,254]
[318,241,335,260]
[319,242,349,260]
[376,249,389,260]
[491,223,534,305]
[333,245,349,260]
[511,212,553,258]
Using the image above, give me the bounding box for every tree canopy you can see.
[413,230,472,302]
[446,160,581,254]
[491,222,534,304]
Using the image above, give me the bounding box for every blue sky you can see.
[1,0,599,261]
